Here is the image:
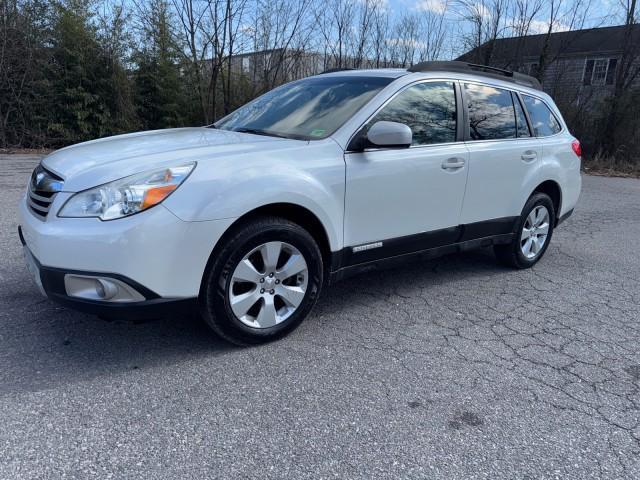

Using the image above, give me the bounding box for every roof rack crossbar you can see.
[407,61,541,90]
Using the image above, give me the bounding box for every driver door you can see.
[343,80,469,263]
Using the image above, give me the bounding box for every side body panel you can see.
[333,72,581,276]
[459,81,580,224]
[460,138,543,224]
[163,139,346,252]
[344,143,469,247]
[538,134,582,218]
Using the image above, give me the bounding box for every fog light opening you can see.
[64,274,145,303]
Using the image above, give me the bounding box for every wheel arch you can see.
[530,180,562,224]
[203,203,333,281]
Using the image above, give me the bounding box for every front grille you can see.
[27,165,64,219]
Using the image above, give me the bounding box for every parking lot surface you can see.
[1,154,640,479]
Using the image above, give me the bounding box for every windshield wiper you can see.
[233,127,290,139]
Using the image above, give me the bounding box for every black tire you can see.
[494,192,555,269]
[199,216,323,346]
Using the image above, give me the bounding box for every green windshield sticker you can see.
[310,129,325,137]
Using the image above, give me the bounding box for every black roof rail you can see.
[320,67,354,74]
[407,61,542,90]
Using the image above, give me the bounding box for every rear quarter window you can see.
[522,95,562,137]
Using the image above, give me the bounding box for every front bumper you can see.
[20,227,196,319]
[18,195,236,318]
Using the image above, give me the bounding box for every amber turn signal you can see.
[142,184,177,209]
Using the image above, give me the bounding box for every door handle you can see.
[521,151,538,162]
[442,157,465,170]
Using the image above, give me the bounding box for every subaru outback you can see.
[19,61,581,345]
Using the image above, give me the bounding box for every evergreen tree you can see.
[96,2,139,135]
[132,0,186,130]
[0,0,54,147]
[47,0,114,144]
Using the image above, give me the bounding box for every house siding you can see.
[456,25,640,113]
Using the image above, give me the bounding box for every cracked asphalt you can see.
[1,154,640,479]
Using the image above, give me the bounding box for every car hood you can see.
[42,127,304,191]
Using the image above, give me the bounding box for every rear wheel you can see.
[494,192,555,269]
[199,217,323,345]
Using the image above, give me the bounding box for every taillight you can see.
[571,139,582,158]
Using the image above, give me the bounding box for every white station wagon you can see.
[19,61,581,345]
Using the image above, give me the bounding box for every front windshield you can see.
[214,76,393,140]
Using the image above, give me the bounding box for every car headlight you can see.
[58,163,195,220]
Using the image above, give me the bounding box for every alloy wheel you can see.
[520,205,550,259]
[228,241,308,328]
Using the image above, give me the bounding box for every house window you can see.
[592,59,608,83]
[583,58,617,86]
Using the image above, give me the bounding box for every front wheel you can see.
[494,192,555,269]
[199,216,323,345]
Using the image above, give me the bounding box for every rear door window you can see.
[522,95,562,136]
[464,83,517,140]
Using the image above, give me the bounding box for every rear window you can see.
[522,95,562,136]
[464,84,516,140]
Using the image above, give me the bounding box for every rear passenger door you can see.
[459,82,541,230]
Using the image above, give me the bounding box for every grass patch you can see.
[582,153,640,178]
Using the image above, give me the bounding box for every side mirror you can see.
[366,121,412,148]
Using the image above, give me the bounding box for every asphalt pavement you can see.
[1,154,639,479]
